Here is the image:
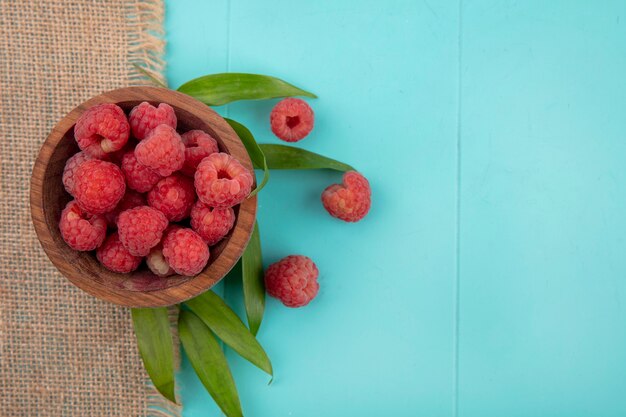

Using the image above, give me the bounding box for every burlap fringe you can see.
[126,0,168,87]
[125,1,181,416]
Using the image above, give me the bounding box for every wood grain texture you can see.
[30,87,257,307]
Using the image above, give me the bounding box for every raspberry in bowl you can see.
[30,87,257,307]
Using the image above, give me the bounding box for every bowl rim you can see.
[30,86,257,307]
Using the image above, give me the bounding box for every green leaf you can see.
[177,73,316,106]
[179,310,243,417]
[242,222,265,336]
[185,290,272,375]
[259,144,355,172]
[131,308,176,403]
[226,118,269,196]
[132,63,167,88]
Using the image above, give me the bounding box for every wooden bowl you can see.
[30,87,257,307]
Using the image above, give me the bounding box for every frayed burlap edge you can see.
[127,1,168,87]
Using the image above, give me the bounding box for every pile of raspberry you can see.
[59,102,253,276]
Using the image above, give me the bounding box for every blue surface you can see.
[165,0,626,415]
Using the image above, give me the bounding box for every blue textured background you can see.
[165,0,626,415]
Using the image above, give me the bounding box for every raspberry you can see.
[190,201,235,246]
[117,206,168,256]
[135,125,185,176]
[129,102,177,140]
[264,255,319,307]
[194,153,254,208]
[321,171,371,222]
[74,103,130,158]
[73,160,126,215]
[270,98,314,142]
[162,228,209,276]
[164,224,183,235]
[108,139,137,165]
[147,174,196,221]
[59,200,107,251]
[180,130,219,176]
[121,151,161,193]
[146,245,175,277]
[62,151,93,196]
[104,190,146,227]
[96,232,142,273]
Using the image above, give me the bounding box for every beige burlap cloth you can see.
[0,1,180,416]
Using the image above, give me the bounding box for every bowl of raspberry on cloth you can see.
[30,87,257,307]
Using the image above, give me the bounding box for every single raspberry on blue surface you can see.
[264,255,319,307]
[321,171,371,222]
[270,98,314,142]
